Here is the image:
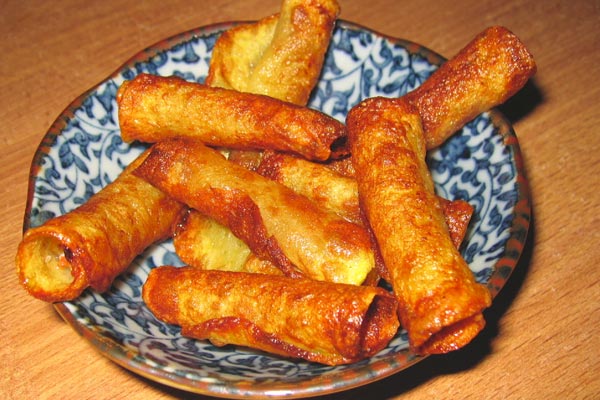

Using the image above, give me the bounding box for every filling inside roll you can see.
[20,235,75,293]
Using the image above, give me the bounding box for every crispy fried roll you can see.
[244,0,339,104]
[257,151,473,247]
[405,26,536,149]
[134,138,375,285]
[173,209,252,272]
[347,97,492,354]
[257,151,363,225]
[16,151,185,302]
[207,0,339,106]
[143,266,399,365]
[205,14,279,91]
[174,1,341,272]
[117,73,345,161]
[173,209,283,275]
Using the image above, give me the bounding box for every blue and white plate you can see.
[23,20,530,399]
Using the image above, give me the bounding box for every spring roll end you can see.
[415,313,487,355]
[404,282,492,355]
[360,292,401,356]
[16,230,87,302]
[142,266,181,325]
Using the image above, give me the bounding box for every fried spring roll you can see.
[328,26,536,156]
[134,138,375,285]
[207,0,339,167]
[257,151,474,248]
[205,14,279,91]
[143,266,399,365]
[16,151,185,302]
[173,209,251,272]
[173,209,283,275]
[173,2,341,271]
[117,73,345,161]
[347,97,492,354]
[405,26,536,149]
[257,151,362,225]
[208,0,339,106]
[244,0,339,104]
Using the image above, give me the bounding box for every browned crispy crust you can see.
[257,151,474,249]
[241,253,285,275]
[241,0,339,105]
[226,149,265,171]
[438,197,474,249]
[15,151,185,302]
[206,1,340,167]
[347,97,492,354]
[116,73,346,160]
[143,266,399,365]
[405,26,536,149]
[134,138,375,285]
[205,14,279,91]
[257,151,363,225]
[207,0,339,106]
[322,155,357,177]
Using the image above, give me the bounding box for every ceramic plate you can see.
[23,20,530,399]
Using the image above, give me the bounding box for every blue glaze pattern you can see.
[24,20,529,398]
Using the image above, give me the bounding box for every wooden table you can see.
[2,0,598,399]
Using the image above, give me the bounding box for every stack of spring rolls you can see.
[16,0,536,365]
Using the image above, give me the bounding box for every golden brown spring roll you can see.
[143,266,399,365]
[257,151,363,225]
[242,0,339,105]
[117,73,346,161]
[16,151,186,302]
[173,209,251,272]
[208,0,339,99]
[207,0,339,106]
[134,138,375,285]
[207,0,339,167]
[205,14,279,91]
[347,97,492,355]
[327,26,536,156]
[173,209,283,275]
[405,25,536,149]
[256,151,474,247]
[174,1,340,270]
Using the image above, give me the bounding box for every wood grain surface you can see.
[2,0,599,399]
